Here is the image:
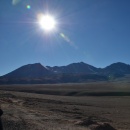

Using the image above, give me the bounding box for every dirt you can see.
[0,83,130,129]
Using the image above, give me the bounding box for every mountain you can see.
[0,73,108,84]
[0,62,130,84]
[1,63,52,79]
[102,62,130,76]
[47,62,99,74]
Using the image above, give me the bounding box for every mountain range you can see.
[0,62,130,84]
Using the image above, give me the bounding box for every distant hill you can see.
[47,62,99,74]
[1,63,52,78]
[102,62,130,75]
[0,62,130,84]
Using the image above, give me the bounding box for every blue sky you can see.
[0,0,130,76]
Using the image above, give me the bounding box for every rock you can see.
[90,123,116,130]
[75,117,97,126]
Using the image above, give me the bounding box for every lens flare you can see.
[12,0,20,5]
[26,5,31,9]
[60,33,71,43]
[60,33,78,49]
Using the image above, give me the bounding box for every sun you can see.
[38,14,56,32]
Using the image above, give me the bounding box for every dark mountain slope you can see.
[1,63,52,78]
[47,62,99,74]
[0,62,130,84]
[0,73,108,84]
[102,62,130,75]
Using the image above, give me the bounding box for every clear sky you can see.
[0,0,130,76]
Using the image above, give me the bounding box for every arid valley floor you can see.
[0,82,130,130]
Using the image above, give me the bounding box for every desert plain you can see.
[0,81,130,130]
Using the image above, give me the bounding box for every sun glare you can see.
[38,14,56,32]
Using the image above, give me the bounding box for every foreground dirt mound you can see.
[90,123,116,130]
[75,118,97,126]
[76,117,116,130]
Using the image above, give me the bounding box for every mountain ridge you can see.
[47,62,99,74]
[0,62,130,84]
[1,63,53,78]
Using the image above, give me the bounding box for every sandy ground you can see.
[0,83,130,130]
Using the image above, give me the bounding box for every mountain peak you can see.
[27,63,42,66]
[47,62,98,74]
[106,62,129,68]
[79,62,86,64]
[102,62,130,75]
[1,61,130,84]
[2,63,52,78]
